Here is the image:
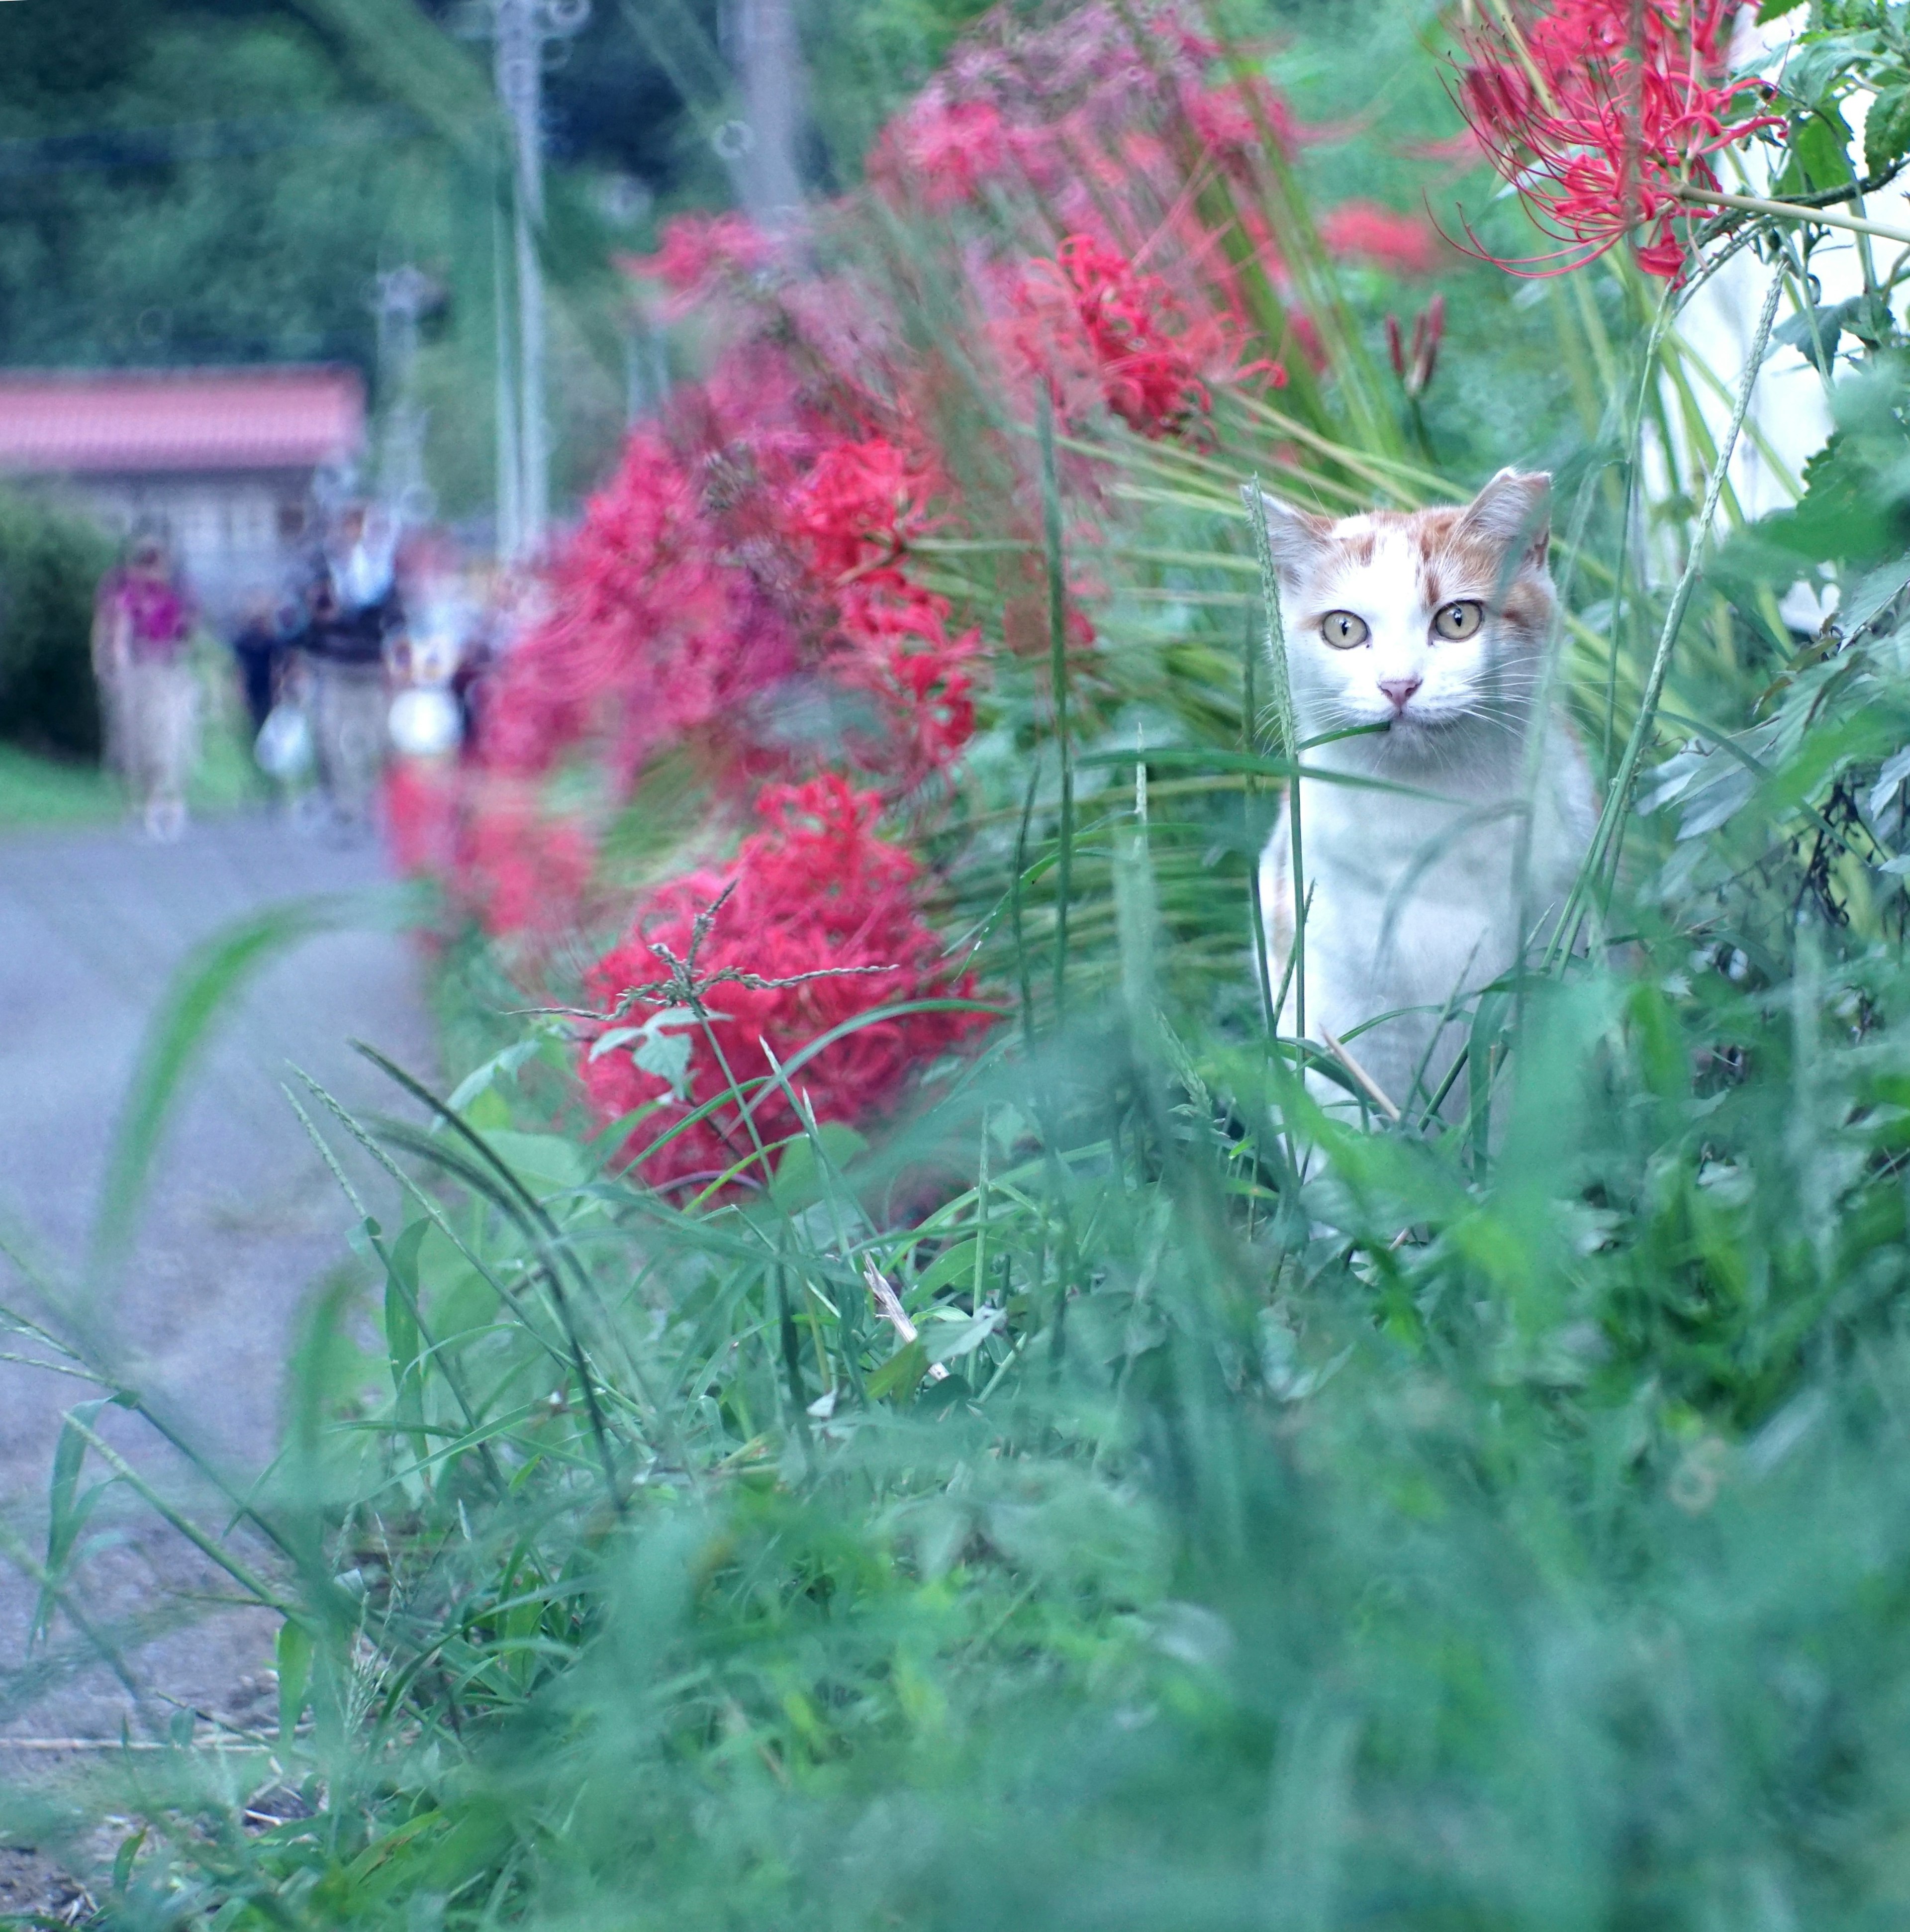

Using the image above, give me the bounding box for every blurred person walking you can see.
[95,532,197,841]
[229,590,286,740]
[295,501,401,835]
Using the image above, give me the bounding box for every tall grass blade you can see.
[1038,385,1074,1026]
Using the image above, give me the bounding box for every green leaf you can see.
[277,1618,314,1744]
[33,1395,122,1647]
[110,1826,146,1896]
[1781,36,1880,114]
[476,1130,589,1197]
[463,1086,512,1132]
[914,1239,980,1299]
[1868,84,1910,175]
[445,1039,540,1112]
[867,1339,929,1401]
[1797,106,1858,192]
[926,1305,1008,1364]
[1757,0,1805,15]
[383,1219,429,1439]
[769,1123,869,1207]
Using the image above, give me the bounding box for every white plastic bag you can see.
[387,686,462,759]
[255,699,314,780]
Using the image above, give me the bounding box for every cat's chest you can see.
[1302,781,1516,910]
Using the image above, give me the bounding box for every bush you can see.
[0,489,112,761]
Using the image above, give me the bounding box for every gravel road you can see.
[0,812,435,1767]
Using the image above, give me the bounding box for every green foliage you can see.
[0,6,442,371]
[0,488,111,760]
[30,4,1910,1928]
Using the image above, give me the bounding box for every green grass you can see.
[0,742,118,828]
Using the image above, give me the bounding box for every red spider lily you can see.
[384,760,461,879]
[385,766,593,941]
[621,212,776,315]
[480,425,765,791]
[784,435,942,585]
[1179,72,1297,167]
[1453,0,1782,280]
[580,773,989,1189]
[1319,200,1440,277]
[455,788,596,940]
[872,2,1300,213]
[1013,232,1227,438]
[839,581,982,776]
[869,98,1011,210]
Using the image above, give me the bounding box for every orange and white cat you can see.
[1256,470,1595,1115]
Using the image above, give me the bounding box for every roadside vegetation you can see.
[15,1,1910,1926]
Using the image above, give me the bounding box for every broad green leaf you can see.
[925,1305,1007,1364]
[477,1130,589,1197]
[913,1239,981,1299]
[769,1123,870,1207]
[867,1340,929,1401]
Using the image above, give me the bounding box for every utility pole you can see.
[374,264,436,528]
[485,0,588,561]
[728,0,803,230]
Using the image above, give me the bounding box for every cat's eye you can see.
[1321,610,1369,649]
[1432,600,1483,641]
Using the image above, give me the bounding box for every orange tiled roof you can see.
[0,366,365,474]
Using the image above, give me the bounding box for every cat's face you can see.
[1259,470,1554,748]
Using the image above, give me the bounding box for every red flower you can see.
[579,774,989,1188]
[1014,233,1228,439]
[481,418,793,793]
[384,760,460,878]
[838,581,981,775]
[1180,73,1296,165]
[785,435,940,585]
[623,212,775,313]
[1319,200,1440,277]
[454,789,595,940]
[871,98,1010,209]
[1453,0,1782,280]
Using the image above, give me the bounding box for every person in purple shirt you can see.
[94,531,197,841]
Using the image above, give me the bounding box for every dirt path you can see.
[0,812,435,1760]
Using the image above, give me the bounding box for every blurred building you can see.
[0,365,365,610]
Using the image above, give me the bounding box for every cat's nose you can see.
[1378,676,1422,713]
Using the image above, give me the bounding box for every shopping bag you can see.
[255,699,314,780]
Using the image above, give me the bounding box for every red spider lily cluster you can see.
[475,307,978,807]
[579,775,988,1189]
[386,765,596,940]
[1011,233,1251,440]
[384,0,1450,1184]
[873,1,1433,431]
[1453,0,1782,279]
[617,211,775,317]
[869,2,1297,213]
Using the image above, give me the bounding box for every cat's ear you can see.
[1250,488,1333,584]
[1459,469,1550,571]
